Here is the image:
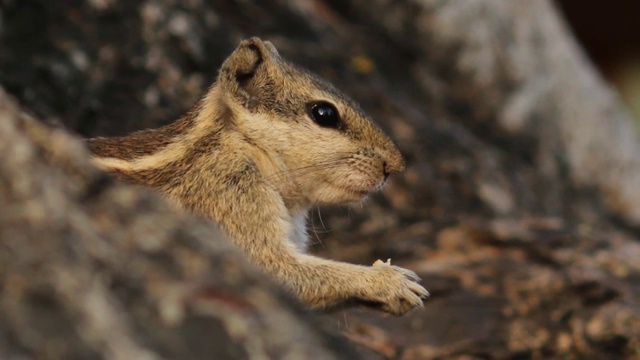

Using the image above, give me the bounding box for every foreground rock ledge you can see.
[0,88,360,359]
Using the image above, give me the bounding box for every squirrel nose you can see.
[382,151,405,176]
[382,157,404,179]
[383,163,390,180]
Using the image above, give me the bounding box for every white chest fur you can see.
[289,212,309,252]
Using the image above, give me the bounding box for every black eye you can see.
[307,101,343,129]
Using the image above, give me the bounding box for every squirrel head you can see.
[212,37,405,206]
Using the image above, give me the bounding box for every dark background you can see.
[557,0,640,124]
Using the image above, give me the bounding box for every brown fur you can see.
[88,111,197,161]
[89,38,428,315]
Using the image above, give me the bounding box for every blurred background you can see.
[557,0,640,125]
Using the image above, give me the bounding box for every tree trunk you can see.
[1,0,639,358]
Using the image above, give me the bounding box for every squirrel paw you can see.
[362,263,429,316]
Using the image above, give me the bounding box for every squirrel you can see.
[87,37,428,315]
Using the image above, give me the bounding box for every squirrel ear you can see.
[219,37,280,109]
[220,37,279,88]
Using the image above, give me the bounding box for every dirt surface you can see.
[1,0,640,358]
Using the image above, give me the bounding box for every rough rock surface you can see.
[1,0,640,358]
[0,89,359,359]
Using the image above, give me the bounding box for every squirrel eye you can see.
[307,101,343,129]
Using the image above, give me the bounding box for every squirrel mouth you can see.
[348,179,386,196]
[354,189,370,197]
[332,184,371,199]
[330,178,385,201]
[345,186,378,198]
